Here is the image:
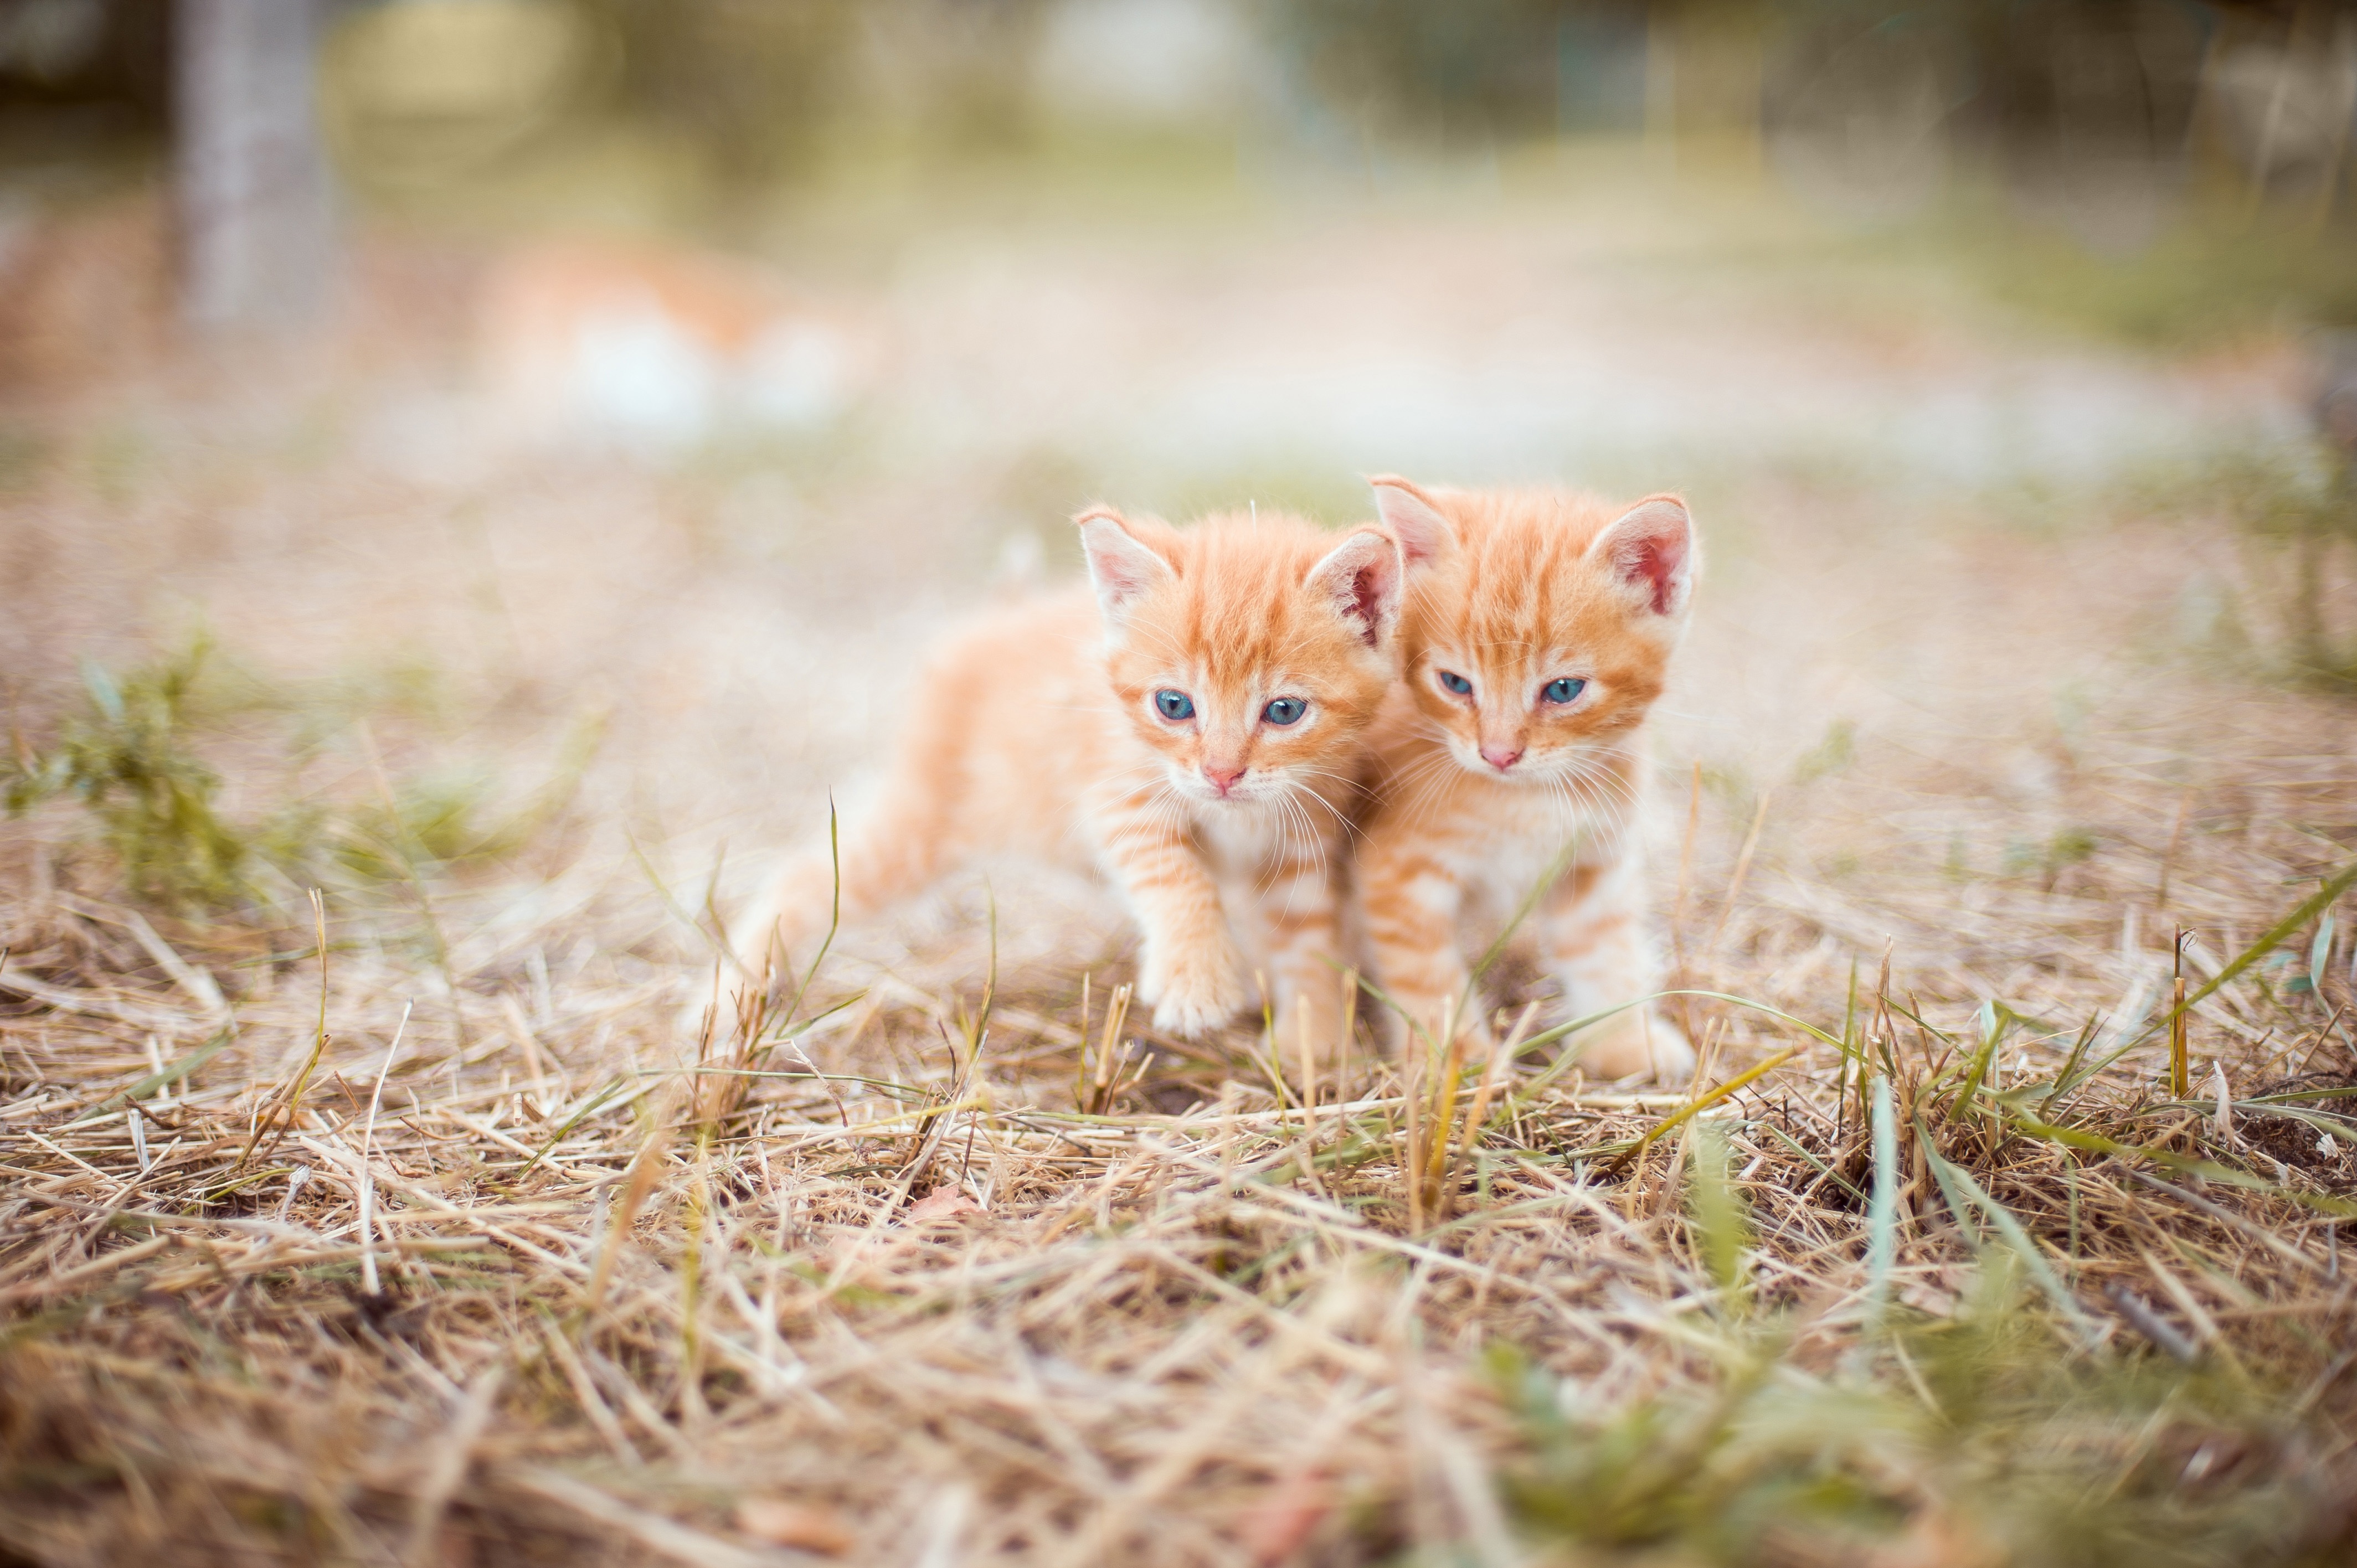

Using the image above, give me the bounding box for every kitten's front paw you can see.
[1140,942,1249,1039]
[1574,1008,1695,1084]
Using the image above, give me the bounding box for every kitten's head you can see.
[1076,505,1403,809]
[1369,476,1696,785]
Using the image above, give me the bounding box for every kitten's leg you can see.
[1249,845,1348,1067]
[1359,827,1484,1056]
[1095,790,1247,1038]
[1535,851,1692,1082]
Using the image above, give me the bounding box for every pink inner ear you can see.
[1342,563,1386,646]
[1092,546,1154,604]
[1624,535,1682,615]
[1371,482,1451,568]
[1607,508,1689,616]
[1082,518,1169,610]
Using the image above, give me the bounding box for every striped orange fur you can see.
[730,506,1405,1045]
[1354,476,1699,1082]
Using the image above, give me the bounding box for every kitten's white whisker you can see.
[1273,782,1348,858]
[1287,782,1359,839]
[1392,746,1469,827]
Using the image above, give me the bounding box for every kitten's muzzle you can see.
[1448,737,1543,783]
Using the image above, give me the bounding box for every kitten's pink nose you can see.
[1202,762,1247,796]
[1480,744,1523,772]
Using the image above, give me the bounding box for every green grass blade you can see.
[1345,964,1442,1058]
[1760,1121,1866,1204]
[2006,1110,2357,1219]
[65,1020,238,1126]
[1916,1132,2092,1337]
[2145,858,2357,1038]
[1688,1118,1750,1304]
[2037,1012,2103,1122]
[757,796,844,1052]
[1865,1073,1897,1329]
[1942,1001,2010,1120]
[626,829,742,973]
[516,1075,636,1178]
[1463,835,1582,1003]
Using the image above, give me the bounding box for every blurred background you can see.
[0,0,2352,944]
[8,0,2353,343]
[7,14,2357,1560]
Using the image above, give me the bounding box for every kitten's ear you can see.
[1368,475,1454,569]
[1304,528,1404,651]
[1587,494,1696,620]
[1075,506,1174,633]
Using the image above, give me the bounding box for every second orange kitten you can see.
[1354,476,1699,1082]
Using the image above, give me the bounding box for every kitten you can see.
[1354,476,1699,1082]
[725,506,1405,1044]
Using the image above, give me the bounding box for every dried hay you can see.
[1,653,2353,1566]
[0,198,2353,1567]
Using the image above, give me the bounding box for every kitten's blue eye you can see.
[1438,670,1473,695]
[1262,697,1306,726]
[1154,689,1195,721]
[1543,677,1587,704]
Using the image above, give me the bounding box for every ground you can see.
[1,152,2354,1566]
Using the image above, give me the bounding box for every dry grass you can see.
[2,182,2355,1568]
[2,628,2353,1565]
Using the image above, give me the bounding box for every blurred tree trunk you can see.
[175,0,335,331]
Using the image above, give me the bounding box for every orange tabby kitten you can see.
[1354,476,1699,1082]
[728,506,1405,1043]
